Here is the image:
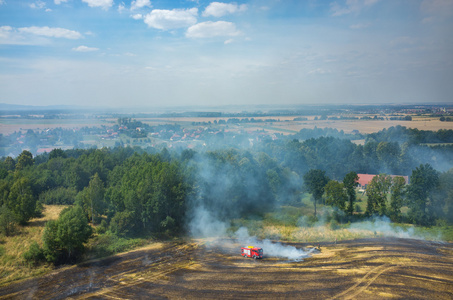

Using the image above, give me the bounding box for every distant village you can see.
[1,103,452,159]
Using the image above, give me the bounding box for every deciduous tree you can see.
[407,164,439,225]
[0,205,17,236]
[365,174,392,216]
[43,206,92,264]
[7,177,36,224]
[303,169,329,217]
[389,176,406,221]
[343,172,358,215]
[15,150,34,171]
[324,180,347,211]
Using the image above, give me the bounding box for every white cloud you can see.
[118,2,126,13]
[330,0,379,16]
[54,0,68,4]
[0,26,13,39]
[144,8,198,30]
[18,26,82,39]
[0,26,35,45]
[202,2,247,17]
[30,1,46,9]
[72,45,99,52]
[224,38,233,44]
[82,0,113,10]
[131,14,143,20]
[186,21,240,38]
[1,26,82,44]
[0,0,5,5]
[131,0,151,11]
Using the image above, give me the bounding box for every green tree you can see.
[376,142,401,172]
[324,180,347,211]
[0,205,17,236]
[15,150,34,171]
[365,174,392,216]
[7,177,37,224]
[49,148,67,160]
[303,169,329,217]
[389,176,406,222]
[343,172,359,215]
[407,164,439,225]
[3,157,15,171]
[434,169,453,224]
[43,206,92,264]
[78,173,105,224]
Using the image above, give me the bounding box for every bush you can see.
[89,232,146,258]
[329,220,339,230]
[43,206,93,264]
[96,219,108,234]
[23,241,45,265]
[0,205,17,237]
[110,211,136,236]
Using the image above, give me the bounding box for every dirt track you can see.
[1,237,452,299]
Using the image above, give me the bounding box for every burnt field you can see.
[1,237,452,299]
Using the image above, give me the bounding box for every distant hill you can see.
[0,103,89,112]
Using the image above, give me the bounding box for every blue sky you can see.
[0,0,452,108]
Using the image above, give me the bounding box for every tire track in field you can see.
[330,264,396,300]
[78,243,198,299]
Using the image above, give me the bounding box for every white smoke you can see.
[346,216,439,240]
[189,205,228,237]
[234,227,315,261]
[189,208,314,261]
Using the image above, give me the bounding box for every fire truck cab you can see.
[241,246,263,259]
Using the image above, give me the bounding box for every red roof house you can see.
[356,174,409,189]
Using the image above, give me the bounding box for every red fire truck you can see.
[241,246,263,259]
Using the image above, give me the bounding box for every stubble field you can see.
[2,116,453,135]
[1,237,452,299]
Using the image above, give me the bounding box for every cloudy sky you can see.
[0,0,452,108]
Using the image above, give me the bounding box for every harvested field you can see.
[258,117,453,135]
[1,237,452,299]
[2,116,453,135]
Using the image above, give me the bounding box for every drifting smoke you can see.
[234,227,315,261]
[188,205,228,238]
[347,216,440,240]
[188,206,314,261]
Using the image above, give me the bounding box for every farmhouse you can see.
[356,173,409,190]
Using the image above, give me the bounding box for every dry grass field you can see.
[0,119,109,135]
[2,115,452,135]
[1,238,451,299]
[0,205,67,287]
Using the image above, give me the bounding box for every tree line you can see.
[303,164,452,226]
[0,126,452,265]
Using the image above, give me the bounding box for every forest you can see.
[0,126,452,266]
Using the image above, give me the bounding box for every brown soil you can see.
[1,237,452,299]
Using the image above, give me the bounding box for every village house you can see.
[356,174,409,190]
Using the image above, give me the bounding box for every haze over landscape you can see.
[1,2,453,298]
[1,0,452,108]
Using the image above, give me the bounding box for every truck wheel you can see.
[253,255,257,259]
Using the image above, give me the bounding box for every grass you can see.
[229,194,452,244]
[0,205,67,287]
[86,233,151,259]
